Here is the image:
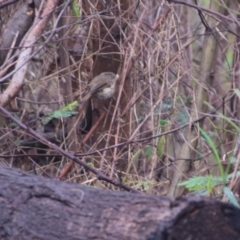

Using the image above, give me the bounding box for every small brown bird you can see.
[79,72,119,104]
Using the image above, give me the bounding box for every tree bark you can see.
[0,165,240,240]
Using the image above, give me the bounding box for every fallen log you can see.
[0,165,240,240]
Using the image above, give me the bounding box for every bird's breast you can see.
[95,84,116,100]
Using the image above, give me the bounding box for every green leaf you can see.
[157,137,165,158]
[223,187,240,208]
[161,98,173,111]
[219,113,240,131]
[156,119,168,158]
[234,89,240,99]
[131,149,142,161]
[175,107,189,126]
[198,126,225,181]
[71,0,81,16]
[144,146,153,158]
[42,101,78,125]
[179,175,222,193]
[227,171,240,180]
[159,119,168,126]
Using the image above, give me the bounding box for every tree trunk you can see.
[0,165,240,240]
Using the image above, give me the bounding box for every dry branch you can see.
[1,165,240,240]
[0,0,59,106]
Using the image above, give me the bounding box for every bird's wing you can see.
[89,81,109,94]
[79,82,109,105]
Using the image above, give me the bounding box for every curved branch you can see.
[0,0,59,106]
